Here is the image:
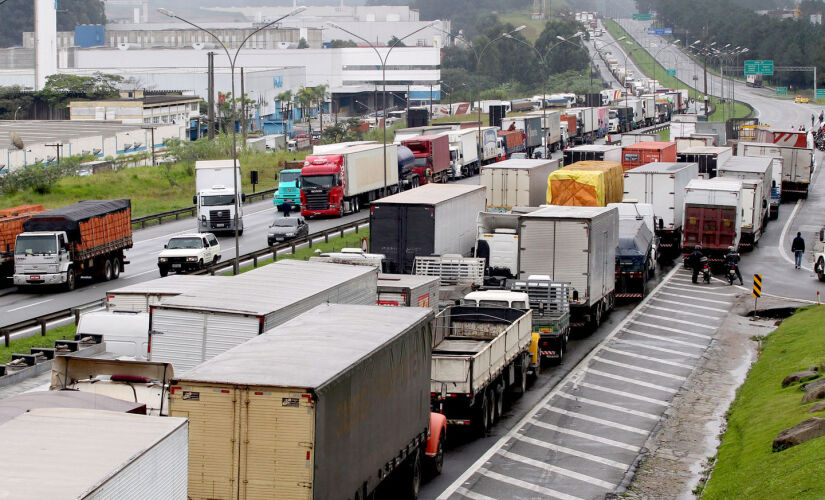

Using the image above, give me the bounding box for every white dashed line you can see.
[514,433,629,469]
[612,339,702,359]
[497,451,618,489]
[632,321,714,339]
[557,391,660,420]
[648,297,729,313]
[635,313,718,330]
[477,469,588,500]
[593,356,687,381]
[643,304,725,320]
[574,382,669,406]
[601,346,695,369]
[542,407,650,435]
[587,368,679,394]
[528,419,641,451]
[622,328,707,348]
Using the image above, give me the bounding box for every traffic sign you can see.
[647,27,673,35]
[816,89,825,99]
[361,237,368,252]
[753,274,762,298]
[666,69,677,77]
[633,13,652,20]
[744,60,774,76]
[776,87,788,95]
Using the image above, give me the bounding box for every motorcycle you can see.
[815,132,825,152]
[700,256,711,284]
[727,263,738,285]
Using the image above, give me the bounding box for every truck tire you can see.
[198,259,204,270]
[487,388,497,425]
[159,267,169,278]
[551,343,564,366]
[102,259,113,281]
[65,268,76,291]
[514,353,529,394]
[426,431,444,477]
[399,448,421,500]
[493,383,504,422]
[818,258,825,282]
[474,394,490,437]
[238,229,244,236]
[111,257,121,279]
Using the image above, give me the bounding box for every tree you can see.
[297,38,309,49]
[330,39,358,48]
[42,73,123,96]
[276,90,293,133]
[387,36,406,47]
[0,0,105,48]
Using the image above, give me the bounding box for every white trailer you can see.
[377,273,440,312]
[0,408,188,499]
[622,162,699,255]
[639,96,657,126]
[106,274,220,312]
[480,158,560,211]
[149,260,378,371]
[717,155,773,230]
[563,144,622,165]
[683,178,744,257]
[478,126,500,165]
[624,99,645,126]
[476,211,521,282]
[443,128,480,178]
[737,141,814,200]
[518,205,618,329]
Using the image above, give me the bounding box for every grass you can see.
[603,19,751,121]
[0,324,77,364]
[239,227,370,274]
[0,150,304,219]
[701,306,825,499]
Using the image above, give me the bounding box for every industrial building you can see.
[69,90,201,126]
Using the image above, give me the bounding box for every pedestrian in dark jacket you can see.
[280,201,291,218]
[792,232,805,269]
[689,245,704,283]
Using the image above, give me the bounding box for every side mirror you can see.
[192,195,197,204]
[163,244,168,249]
[337,179,343,186]
[241,193,247,203]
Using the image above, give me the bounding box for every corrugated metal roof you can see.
[0,120,151,150]
[378,273,439,288]
[628,162,697,173]
[622,141,675,150]
[482,159,557,170]
[679,146,732,154]
[526,205,615,219]
[372,183,484,205]
[568,145,620,152]
[176,304,432,388]
[0,391,145,425]
[720,156,773,173]
[107,274,223,296]
[157,260,376,316]
[0,408,186,498]
[686,178,743,191]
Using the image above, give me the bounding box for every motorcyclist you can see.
[689,245,704,284]
[724,246,744,285]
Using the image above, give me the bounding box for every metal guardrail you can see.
[130,188,277,229]
[1,298,105,347]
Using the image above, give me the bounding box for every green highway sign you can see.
[775,87,787,95]
[744,60,774,76]
[666,69,677,77]
[633,13,653,20]
[816,89,825,99]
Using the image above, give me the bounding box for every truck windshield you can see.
[167,237,203,249]
[302,175,335,188]
[413,158,429,168]
[609,111,617,119]
[280,171,299,184]
[15,235,57,255]
[201,195,235,206]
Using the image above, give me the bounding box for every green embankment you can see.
[701,306,825,499]
[602,19,750,122]
[0,324,77,365]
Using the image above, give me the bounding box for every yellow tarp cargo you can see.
[546,161,624,207]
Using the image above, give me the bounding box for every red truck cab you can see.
[300,154,345,217]
[401,134,451,185]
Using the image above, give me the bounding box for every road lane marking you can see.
[643,304,725,320]
[542,407,649,435]
[663,285,736,297]
[622,328,707,348]
[7,298,53,312]
[635,313,717,330]
[601,346,695,368]
[658,291,731,304]
[575,382,669,406]
[528,419,641,451]
[497,450,618,489]
[455,488,497,500]
[648,297,729,313]
[593,356,686,381]
[632,321,714,339]
[514,433,628,469]
[612,340,701,359]
[779,200,812,271]
[557,391,660,420]
[477,469,588,500]
[587,368,679,394]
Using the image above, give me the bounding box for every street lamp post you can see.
[592,36,627,88]
[327,22,436,196]
[159,6,306,274]
[13,105,21,120]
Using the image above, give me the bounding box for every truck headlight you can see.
[186,257,197,262]
[201,215,206,221]
[159,257,168,263]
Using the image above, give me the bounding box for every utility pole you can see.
[240,67,247,140]
[207,51,215,140]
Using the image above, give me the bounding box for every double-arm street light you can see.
[159,6,306,274]
[503,32,583,155]
[651,41,679,90]
[327,21,436,196]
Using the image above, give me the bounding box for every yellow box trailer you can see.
[169,303,444,500]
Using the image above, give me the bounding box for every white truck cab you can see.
[194,161,245,235]
[158,233,220,277]
[13,231,69,286]
[463,289,530,309]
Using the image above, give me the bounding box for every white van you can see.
[76,311,150,360]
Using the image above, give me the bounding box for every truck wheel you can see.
[399,448,421,500]
[65,268,76,291]
[353,197,360,213]
[213,256,219,266]
[515,353,529,394]
[818,258,825,282]
[551,343,564,366]
[474,394,490,437]
[238,229,244,236]
[111,257,121,279]
[487,388,497,425]
[426,431,444,477]
[198,259,204,270]
[493,383,504,422]
[102,259,113,281]
[159,267,168,278]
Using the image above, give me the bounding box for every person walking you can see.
[280,201,292,218]
[792,232,805,269]
[689,245,704,284]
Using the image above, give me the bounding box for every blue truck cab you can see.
[274,169,302,210]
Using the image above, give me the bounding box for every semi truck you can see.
[681,178,743,263]
[615,218,654,299]
[273,168,302,211]
[369,184,486,274]
[0,204,44,283]
[170,304,446,500]
[443,128,480,178]
[480,158,560,211]
[609,107,634,133]
[563,145,622,166]
[14,200,132,291]
[301,143,399,217]
[396,144,417,189]
[621,141,677,171]
[478,126,500,165]
[622,162,699,257]
[676,146,733,179]
[738,142,813,200]
[524,110,563,152]
[195,160,244,234]
[475,211,521,287]
[717,155,774,239]
[754,129,808,148]
[149,260,378,372]
[430,304,533,435]
[501,116,543,155]
[546,161,624,207]
[402,134,451,186]
[518,205,618,329]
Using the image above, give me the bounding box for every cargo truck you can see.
[609,201,658,272]
[563,145,622,166]
[620,133,658,146]
[301,143,399,217]
[676,146,733,179]
[511,276,571,365]
[496,130,525,159]
[480,158,560,211]
[524,110,563,151]
[639,96,657,126]
[623,162,698,257]
[377,273,440,312]
[717,155,773,228]
[402,134,451,186]
[149,260,378,372]
[395,125,455,144]
[502,116,543,155]
[561,113,579,142]
[14,200,132,291]
[621,141,677,171]
[430,304,532,435]
[754,129,808,148]
[273,168,302,211]
[615,218,654,299]
[478,126,500,165]
[681,178,743,263]
[738,142,813,200]
[0,409,188,499]
[443,128,480,178]
[475,211,521,287]
[609,107,633,133]
[397,144,417,189]
[195,160,245,234]
[546,161,624,207]
[624,99,645,128]
[518,205,618,329]
[170,304,446,500]
[370,184,486,274]
[0,204,44,283]
[106,274,218,312]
